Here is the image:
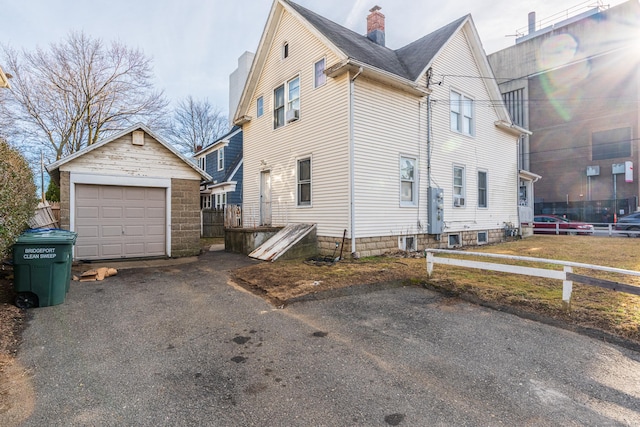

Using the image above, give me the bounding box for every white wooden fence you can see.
[426,249,640,309]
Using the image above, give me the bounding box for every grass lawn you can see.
[232,235,640,346]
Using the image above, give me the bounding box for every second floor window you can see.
[274,85,285,128]
[451,90,474,136]
[217,147,224,171]
[288,76,300,112]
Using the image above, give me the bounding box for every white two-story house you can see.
[234,0,531,257]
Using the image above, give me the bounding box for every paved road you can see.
[4,250,640,426]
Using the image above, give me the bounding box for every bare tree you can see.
[168,96,228,155]
[1,32,169,160]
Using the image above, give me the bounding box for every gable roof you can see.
[236,0,516,127]
[194,126,242,157]
[286,1,467,82]
[46,123,212,181]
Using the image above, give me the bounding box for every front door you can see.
[260,170,272,226]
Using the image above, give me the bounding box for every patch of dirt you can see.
[230,254,421,305]
[0,266,30,422]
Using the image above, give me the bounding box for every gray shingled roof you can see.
[285,0,468,82]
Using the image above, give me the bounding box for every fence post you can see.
[562,266,573,311]
[426,251,434,277]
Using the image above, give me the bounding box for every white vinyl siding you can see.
[241,9,348,237]
[450,90,474,136]
[428,28,518,231]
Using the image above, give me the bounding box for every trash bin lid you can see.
[16,229,78,245]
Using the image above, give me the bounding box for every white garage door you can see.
[75,184,166,260]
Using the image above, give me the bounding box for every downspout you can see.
[350,66,363,255]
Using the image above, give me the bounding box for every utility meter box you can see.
[428,187,444,235]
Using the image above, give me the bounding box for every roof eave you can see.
[327,59,431,97]
[495,120,532,136]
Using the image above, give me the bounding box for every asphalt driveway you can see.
[3,249,640,426]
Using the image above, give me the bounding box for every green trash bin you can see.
[12,229,78,308]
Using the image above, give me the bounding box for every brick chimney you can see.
[366,6,385,46]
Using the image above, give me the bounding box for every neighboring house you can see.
[195,126,243,209]
[234,0,530,257]
[488,0,640,221]
[47,123,211,261]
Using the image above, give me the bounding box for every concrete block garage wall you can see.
[171,178,201,257]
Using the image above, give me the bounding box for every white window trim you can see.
[282,42,289,59]
[274,84,285,129]
[477,231,488,245]
[217,147,224,171]
[297,155,312,207]
[198,156,206,172]
[400,155,418,207]
[448,233,462,248]
[274,75,301,129]
[399,235,417,251]
[450,89,475,136]
[256,95,264,118]
[314,58,326,89]
[478,169,488,209]
[453,164,466,208]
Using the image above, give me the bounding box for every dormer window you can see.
[283,42,289,59]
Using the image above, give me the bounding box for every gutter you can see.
[349,67,363,255]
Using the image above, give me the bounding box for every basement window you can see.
[399,235,416,252]
[448,234,461,248]
[477,231,488,245]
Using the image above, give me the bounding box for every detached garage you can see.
[47,124,211,261]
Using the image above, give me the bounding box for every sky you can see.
[0,0,626,121]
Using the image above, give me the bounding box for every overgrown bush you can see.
[0,139,37,259]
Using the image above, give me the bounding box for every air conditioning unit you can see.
[286,109,299,123]
[454,196,465,207]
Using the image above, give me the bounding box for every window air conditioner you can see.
[454,196,465,207]
[286,109,299,122]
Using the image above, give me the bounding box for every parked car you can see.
[615,212,640,237]
[533,215,594,235]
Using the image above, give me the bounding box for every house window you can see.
[257,96,263,117]
[314,58,326,88]
[400,157,416,206]
[592,127,631,160]
[477,231,488,244]
[453,165,465,207]
[214,193,227,209]
[201,195,212,209]
[478,170,487,208]
[283,42,289,59]
[297,157,311,206]
[288,76,300,113]
[399,235,416,251]
[450,90,474,135]
[198,156,206,172]
[217,147,224,171]
[448,234,461,248]
[274,84,285,128]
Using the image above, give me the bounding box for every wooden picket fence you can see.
[28,201,60,229]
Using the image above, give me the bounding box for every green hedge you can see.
[0,140,37,259]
